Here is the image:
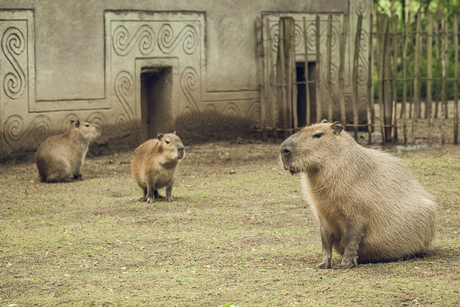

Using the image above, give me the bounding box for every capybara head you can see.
[157,132,185,160]
[70,120,101,142]
[280,120,345,175]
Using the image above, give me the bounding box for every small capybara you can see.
[131,132,184,203]
[35,120,101,183]
[280,120,436,269]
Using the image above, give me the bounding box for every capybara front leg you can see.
[165,180,174,202]
[138,188,147,202]
[333,224,364,269]
[315,224,333,269]
[146,183,156,203]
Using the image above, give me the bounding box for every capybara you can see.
[280,120,436,269]
[35,120,101,183]
[131,132,184,203]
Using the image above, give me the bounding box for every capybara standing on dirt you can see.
[280,120,436,269]
[131,132,185,203]
[35,120,101,183]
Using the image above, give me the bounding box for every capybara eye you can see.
[313,133,323,139]
[166,140,170,144]
[85,124,89,127]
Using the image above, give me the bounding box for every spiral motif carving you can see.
[222,103,240,130]
[87,112,107,129]
[116,113,130,138]
[269,23,279,53]
[113,24,155,56]
[323,63,339,88]
[114,71,134,120]
[203,104,218,127]
[2,27,26,100]
[61,114,79,132]
[158,24,198,55]
[355,0,369,17]
[180,67,200,130]
[4,115,51,147]
[245,101,262,129]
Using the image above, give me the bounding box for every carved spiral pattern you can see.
[355,0,369,17]
[87,112,107,129]
[203,104,218,127]
[222,103,240,130]
[113,25,155,56]
[158,24,198,55]
[180,67,200,130]
[114,71,134,120]
[116,113,130,138]
[4,115,51,147]
[2,27,26,100]
[323,63,339,88]
[269,23,279,53]
[61,113,79,132]
[245,101,262,129]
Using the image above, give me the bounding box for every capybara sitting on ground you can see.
[280,120,436,269]
[35,120,101,183]
[131,132,185,203]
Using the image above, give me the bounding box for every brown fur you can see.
[35,120,101,183]
[131,132,184,203]
[280,121,437,269]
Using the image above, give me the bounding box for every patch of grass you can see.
[0,142,459,306]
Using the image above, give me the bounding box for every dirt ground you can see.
[0,137,459,306]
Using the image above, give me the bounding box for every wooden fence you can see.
[257,10,460,145]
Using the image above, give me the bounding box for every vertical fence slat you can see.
[401,11,408,144]
[391,15,398,143]
[383,14,393,143]
[303,17,311,127]
[352,14,363,141]
[339,15,348,129]
[441,14,447,144]
[289,18,298,133]
[285,18,293,134]
[315,16,322,123]
[367,13,373,145]
[256,17,267,141]
[427,12,433,145]
[266,19,277,139]
[412,12,421,143]
[454,14,459,144]
[435,20,441,119]
[277,19,287,135]
[377,13,388,145]
[327,15,333,122]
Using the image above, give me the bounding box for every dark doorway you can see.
[140,67,172,141]
[296,62,317,128]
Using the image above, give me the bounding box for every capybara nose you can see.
[177,145,185,159]
[280,140,294,157]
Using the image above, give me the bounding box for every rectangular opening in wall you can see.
[140,67,172,141]
[296,62,317,128]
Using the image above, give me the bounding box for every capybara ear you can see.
[331,121,343,135]
[74,120,80,128]
[157,133,164,141]
[321,119,328,123]
[173,131,176,135]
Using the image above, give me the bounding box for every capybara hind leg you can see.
[46,172,72,183]
[315,225,333,269]
[165,181,174,202]
[154,190,165,199]
[333,224,363,269]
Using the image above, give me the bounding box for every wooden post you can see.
[256,17,267,141]
[266,19,277,139]
[339,14,348,130]
[434,19,441,119]
[426,12,433,145]
[441,15,447,144]
[303,17,311,126]
[352,14,363,141]
[284,18,292,134]
[391,15,398,143]
[277,18,287,137]
[315,16,322,123]
[383,14,393,143]
[367,13,373,145]
[412,12,421,143]
[326,15,333,122]
[290,19,298,133]
[377,13,388,145]
[401,10,408,144]
[454,14,459,144]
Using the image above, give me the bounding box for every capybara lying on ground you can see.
[280,120,436,269]
[35,120,101,183]
[131,132,185,203]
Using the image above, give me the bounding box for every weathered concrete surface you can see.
[0,0,370,159]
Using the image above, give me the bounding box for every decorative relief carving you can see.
[61,113,80,132]
[355,0,370,17]
[245,101,262,129]
[2,27,26,100]
[114,71,134,121]
[113,25,155,56]
[357,31,369,86]
[4,115,51,147]
[222,103,240,130]
[116,113,131,137]
[180,67,200,130]
[202,104,218,127]
[158,24,198,55]
[87,111,107,129]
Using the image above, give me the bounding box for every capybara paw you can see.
[147,197,155,203]
[333,261,357,269]
[138,197,147,202]
[154,193,165,199]
[166,197,173,202]
[314,262,332,269]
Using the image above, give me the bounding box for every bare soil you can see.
[0,139,459,306]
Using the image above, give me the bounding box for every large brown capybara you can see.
[35,120,101,183]
[131,132,184,203]
[280,120,437,269]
